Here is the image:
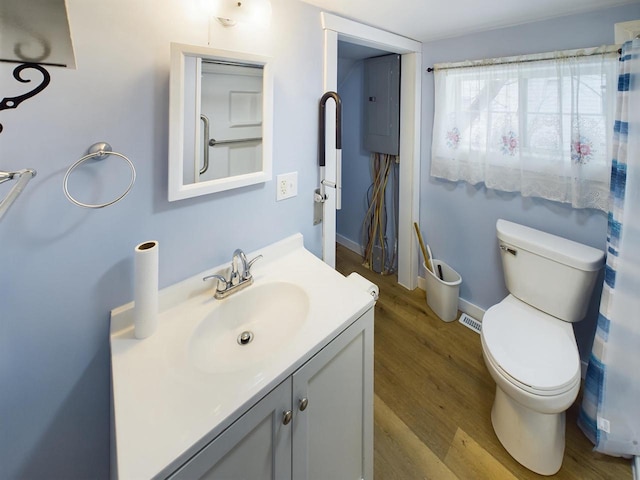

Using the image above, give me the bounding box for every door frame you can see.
[321,12,422,289]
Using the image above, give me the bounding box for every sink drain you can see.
[237,331,254,345]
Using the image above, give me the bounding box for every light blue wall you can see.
[421,4,640,359]
[0,0,324,477]
[337,59,371,249]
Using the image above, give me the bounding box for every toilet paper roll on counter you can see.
[346,272,379,300]
[134,240,159,339]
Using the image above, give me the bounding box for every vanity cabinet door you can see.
[169,378,292,480]
[291,309,374,480]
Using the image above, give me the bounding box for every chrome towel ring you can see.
[63,142,136,208]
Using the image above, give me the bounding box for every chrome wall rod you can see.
[0,168,36,221]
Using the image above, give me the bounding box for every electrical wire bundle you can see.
[362,152,399,274]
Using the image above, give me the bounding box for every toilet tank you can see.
[496,219,604,322]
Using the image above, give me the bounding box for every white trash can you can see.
[424,260,462,322]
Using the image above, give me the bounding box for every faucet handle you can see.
[245,255,262,279]
[203,274,228,292]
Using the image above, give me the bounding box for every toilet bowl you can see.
[481,295,581,475]
[481,219,604,475]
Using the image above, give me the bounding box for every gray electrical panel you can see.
[363,54,401,155]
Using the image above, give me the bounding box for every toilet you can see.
[481,219,604,475]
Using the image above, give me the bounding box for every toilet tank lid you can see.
[496,219,604,271]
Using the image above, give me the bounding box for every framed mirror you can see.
[168,43,273,201]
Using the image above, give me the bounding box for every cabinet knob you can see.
[282,410,293,425]
[299,398,309,411]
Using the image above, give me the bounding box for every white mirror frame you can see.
[168,43,273,201]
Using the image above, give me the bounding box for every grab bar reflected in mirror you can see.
[200,114,210,175]
[208,137,262,146]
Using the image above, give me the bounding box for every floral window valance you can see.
[430,46,619,211]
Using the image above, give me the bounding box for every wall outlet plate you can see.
[276,172,298,201]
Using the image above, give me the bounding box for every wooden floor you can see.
[335,244,632,480]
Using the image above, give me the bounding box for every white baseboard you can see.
[417,275,485,321]
[458,298,485,321]
[336,234,361,255]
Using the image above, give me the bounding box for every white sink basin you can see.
[110,234,378,479]
[188,281,310,373]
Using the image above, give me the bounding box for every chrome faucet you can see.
[203,249,262,299]
[230,249,246,285]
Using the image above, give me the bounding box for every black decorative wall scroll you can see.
[0,63,51,134]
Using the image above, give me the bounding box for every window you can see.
[430,46,618,211]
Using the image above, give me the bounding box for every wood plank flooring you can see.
[335,244,632,480]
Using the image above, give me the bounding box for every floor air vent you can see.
[459,313,481,334]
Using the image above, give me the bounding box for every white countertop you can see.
[110,234,376,479]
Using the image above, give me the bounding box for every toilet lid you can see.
[482,295,580,394]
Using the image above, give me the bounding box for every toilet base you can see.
[491,386,566,476]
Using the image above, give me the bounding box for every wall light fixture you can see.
[213,0,272,27]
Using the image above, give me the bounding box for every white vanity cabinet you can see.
[110,234,378,479]
[168,309,374,480]
[169,378,293,480]
[291,308,373,480]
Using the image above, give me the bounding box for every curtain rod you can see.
[426,45,620,72]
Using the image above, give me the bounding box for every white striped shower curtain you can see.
[578,39,640,466]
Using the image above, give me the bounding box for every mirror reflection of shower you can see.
[197,61,263,183]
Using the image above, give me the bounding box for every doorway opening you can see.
[321,13,422,289]
[336,44,399,275]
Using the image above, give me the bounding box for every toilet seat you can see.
[482,295,581,396]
